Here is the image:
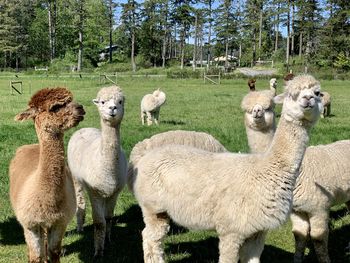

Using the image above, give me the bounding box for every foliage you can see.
[333,52,350,71]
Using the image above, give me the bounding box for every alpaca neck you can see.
[246,126,275,153]
[100,119,122,166]
[266,116,309,175]
[37,131,66,189]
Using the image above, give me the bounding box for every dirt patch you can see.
[237,67,277,77]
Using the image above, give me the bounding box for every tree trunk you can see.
[192,13,198,71]
[274,4,279,53]
[180,24,185,70]
[258,8,263,60]
[291,1,295,56]
[286,0,290,69]
[48,0,56,63]
[77,0,84,72]
[299,31,303,57]
[162,1,169,68]
[108,0,113,63]
[207,0,213,69]
[131,31,136,72]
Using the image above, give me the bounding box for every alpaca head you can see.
[15,87,85,135]
[241,90,276,131]
[270,78,277,89]
[93,85,125,125]
[248,79,256,91]
[275,75,322,125]
[152,89,166,106]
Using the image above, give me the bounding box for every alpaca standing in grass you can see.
[67,86,127,258]
[141,89,166,125]
[131,75,322,263]
[9,87,85,263]
[242,84,349,263]
[320,91,331,118]
[248,78,256,92]
[269,78,277,96]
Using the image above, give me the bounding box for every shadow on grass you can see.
[162,120,186,126]
[0,216,25,245]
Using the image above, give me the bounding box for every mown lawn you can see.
[0,73,349,262]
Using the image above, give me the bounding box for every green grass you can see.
[0,74,350,262]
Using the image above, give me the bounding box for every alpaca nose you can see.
[109,105,117,110]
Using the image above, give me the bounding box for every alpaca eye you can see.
[119,100,122,105]
[314,91,320,96]
[101,101,105,105]
[50,103,65,112]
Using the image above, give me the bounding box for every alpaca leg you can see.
[146,112,153,126]
[73,178,85,232]
[218,233,243,263]
[141,111,146,125]
[239,231,267,263]
[291,212,310,263]
[24,226,45,263]
[309,213,330,263]
[154,110,160,125]
[47,224,67,263]
[89,194,106,258]
[326,104,331,116]
[141,209,170,263]
[105,192,119,244]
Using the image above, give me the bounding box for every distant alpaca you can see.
[132,75,322,263]
[141,89,166,125]
[248,78,256,91]
[67,86,127,257]
[269,78,277,96]
[320,91,331,118]
[9,87,85,263]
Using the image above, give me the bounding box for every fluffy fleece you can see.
[67,86,127,257]
[131,75,322,263]
[140,89,166,125]
[127,130,228,189]
[9,87,85,263]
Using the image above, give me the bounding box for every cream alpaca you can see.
[269,78,277,96]
[9,87,85,263]
[140,89,166,125]
[242,83,348,263]
[128,130,228,189]
[132,75,322,263]
[241,90,276,153]
[67,86,127,257]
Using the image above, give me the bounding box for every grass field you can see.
[0,73,349,262]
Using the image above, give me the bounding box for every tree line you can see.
[0,0,349,72]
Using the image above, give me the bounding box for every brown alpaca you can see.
[9,87,85,263]
[248,78,256,91]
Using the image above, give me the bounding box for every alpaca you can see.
[131,75,322,263]
[141,89,166,125]
[242,85,348,263]
[247,78,256,91]
[320,91,331,118]
[9,87,85,263]
[269,78,277,96]
[241,90,276,153]
[67,85,127,258]
[127,130,228,190]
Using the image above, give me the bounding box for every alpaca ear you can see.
[273,93,285,105]
[92,99,99,105]
[15,108,37,121]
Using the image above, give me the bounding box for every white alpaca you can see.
[131,75,322,263]
[241,90,276,153]
[67,86,127,257]
[9,87,85,263]
[269,78,277,96]
[242,84,349,263]
[141,89,166,125]
[127,130,228,189]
